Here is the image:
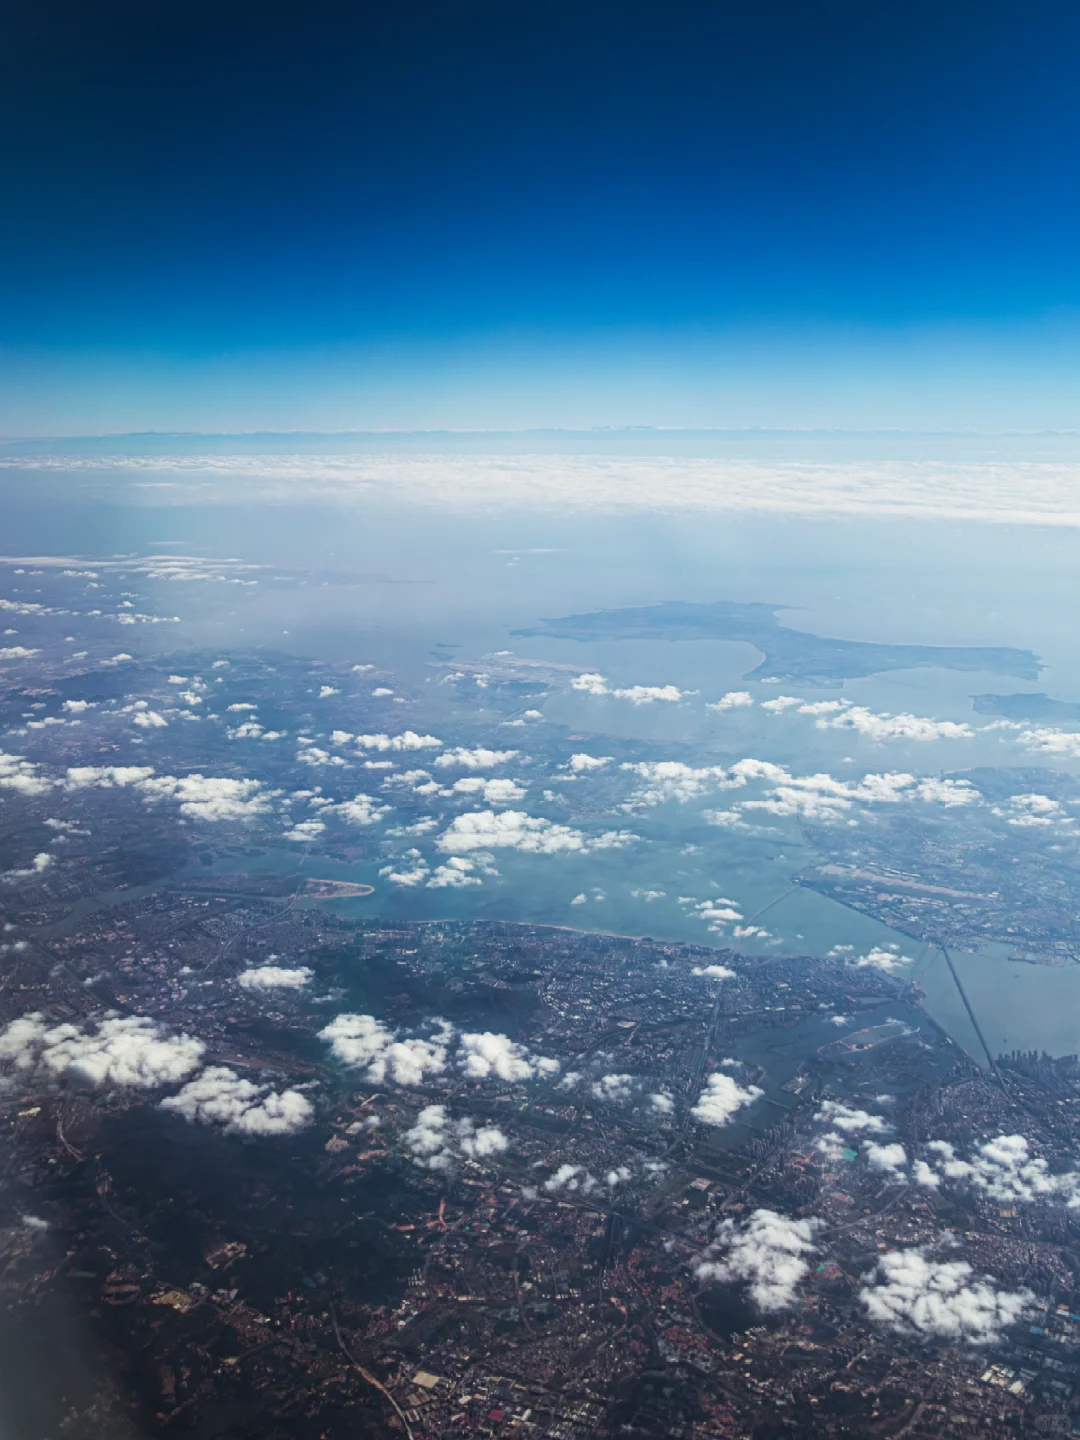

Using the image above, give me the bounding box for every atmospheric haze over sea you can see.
[5,428,1080,1064]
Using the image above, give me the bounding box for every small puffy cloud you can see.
[568,753,612,771]
[691,899,744,932]
[817,707,974,743]
[437,809,634,856]
[816,1101,890,1134]
[0,645,40,659]
[590,1073,634,1103]
[0,1013,204,1088]
[694,1209,820,1311]
[760,696,802,713]
[571,673,690,705]
[913,1160,941,1188]
[283,819,325,842]
[334,793,391,825]
[846,945,913,973]
[543,1163,600,1194]
[318,1013,449,1085]
[227,702,257,712]
[139,773,273,821]
[434,747,518,769]
[926,1134,1080,1205]
[649,1091,674,1113]
[691,1070,762,1127]
[296,746,348,768]
[403,1104,509,1171]
[318,685,339,698]
[2,852,54,882]
[859,1250,1033,1343]
[864,1140,908,1177]
[354,731,442,752]
[570,672,610,695]
[707,691,753,711]
[458,1031,559,1082]
[427,856,487,888]
[630,887,665,902]
[612,684,690,705]
[992,792,1072,828]
[691,963,736,980]
[570,892,587,904]
[61,699,93,713]
[448,776,527,804]
[64,764,155,790]
[371,686,394,697]
[161,1066,313,1135]
[0,750,53,796]
[620,760,729,807]
[237,965,313,990]
[132,710,168,729]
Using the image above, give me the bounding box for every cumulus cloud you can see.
[694,1209,820,1311]
[926,1134,1080,1206]
[568,753,612,771]
[707,691,753,711]
[811,704,974,743]
[237,965,313,990]
[319,1014,450,1085]
[403,1104,509,1171]
[864,1141,908,1177]
[992,792,1073,828]
[433,747,518,769]
[590,1073,634,1102]
[543,1163,600,1194]
[437,809,635,855]
[691,963,737,979]
[64,764,155,790]
[0,1013,204,1088]
[691,1070,762,1127]
[1016,727,1080,758]
[846,945,913,973]
[1,852,53,882]
[354,731,443,752]
[161,1066,313,1135]
[690,898,744,932]
[458,1031,559,1082]
[816,1101,891,1134]
[426,856,488,888]
[0,750,53,796]
[139,773,273,821]
[620,760,729,807]
[649,1091,674,1113]
[859,1250,1033,1343]
[570,674,690,704]
[334,793,391,825]
[447,776,527,804]
[283,819,325,842]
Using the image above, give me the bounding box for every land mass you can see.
[972,691,1080,723]
[514,600,1042,685]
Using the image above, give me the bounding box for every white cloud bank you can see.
[31,452,1080,527]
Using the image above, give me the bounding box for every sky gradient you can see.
[5,0,1080,433]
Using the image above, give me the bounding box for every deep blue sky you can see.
[5,0,1080,432]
